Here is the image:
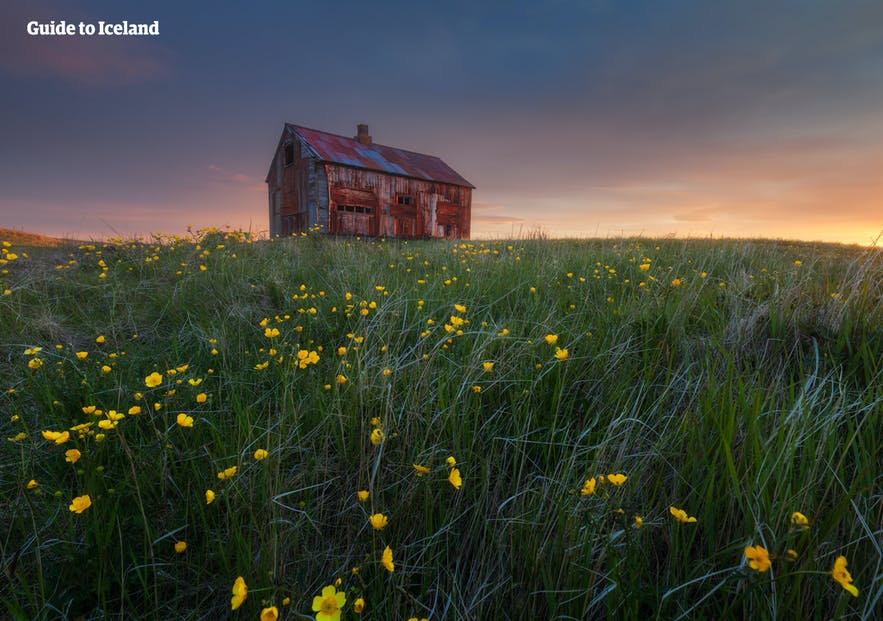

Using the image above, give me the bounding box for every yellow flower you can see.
[42,430,70,445]
[264,327,280,338]
[607,473,627,486]
[75,351,89,360]
[176,413,194,428]
[794,260,802,267]
[195,393,207,403]
[381,545,395,572]
[413,463,430,476]
[312,584,346,621]
[65,449,82,463]
[472,385,482,394]
[8,432,27,442]
[639,263,651,271]
[446,456,457,467]
[27,479,38,489]
[145,372,163,388]
[353,597,365,613]
[174,541,187,554]
[671,278,682,286]
[254,448,268,461]
[101,365,112,374]
[369,513,388,530]
[205,489,216,505]
[448,468,462,489]
[744,545,771,572]
[336,374,348,384]
[634,515,643,529]
[669,506,697,523]
[454,303,467,313]
[260,606,278,621]
[217,466,237,480]
[785,549,798,561]
[28,358,43,369]
[95,335,105,344]
[337,346,347,356]
[69,494,92,514]
[580,478,597,495]
[128,405,141,415]
[231,576,247,610]
[357,489,370,502]
[554,347,569,360]
[544,334,558,345]
[482,361,494,373]
[790,511,809,527]
[370,428,385,446]
[831,555,859,597]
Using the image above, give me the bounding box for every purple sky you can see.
[1,0,882,244]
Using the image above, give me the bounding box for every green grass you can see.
[1,231,880,620]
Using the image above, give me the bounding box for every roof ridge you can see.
[286,123,446,161]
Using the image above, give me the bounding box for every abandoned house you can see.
[266,123,474,239]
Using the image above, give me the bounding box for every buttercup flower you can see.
[790,511,809,527]
[254,448,268,460]
[545,334,558,345]
[231,576,247,610]
[176,413,194,428]
[669,506,697,523]
[370,428,384,446]
[482,361,494,372]
[260,606,278,621]
[413,463,430,476]
[381,545,395,572]
[69,494,92,514]
[357,490,369,502]
[145,372,163,388]
[217,466,237,480]
[205,489,216,505]
[744,545,771,572]
[75,351,88,360]
[831,556,859,597]
[27,479,38,489]
[580,477,597,496]
[65,449,82,463]
[554,347,569,360]
[264,327,280,338]
[607,473,627,486]
[353,597,365,613]
[634,515,643,528]
[448,468,462,489]
[312,584,346,621]
[369,513,388,530]
[175,541,187,553]
[195,393,207,403]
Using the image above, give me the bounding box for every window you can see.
[339,205,374,214]
[396,195,413,206]
[284,142,294,166]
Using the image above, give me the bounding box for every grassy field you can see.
[1,230,880,620]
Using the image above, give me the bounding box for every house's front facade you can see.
[266,124,474,239]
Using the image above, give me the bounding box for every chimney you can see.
[355,124,372,145]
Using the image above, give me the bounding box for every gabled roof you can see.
[283,123,474,188]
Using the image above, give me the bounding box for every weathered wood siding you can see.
[324,164,471,239]
[268,129,471,239]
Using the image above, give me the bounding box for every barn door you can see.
[330,187,378,236]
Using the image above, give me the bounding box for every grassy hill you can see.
[1,230,880,620]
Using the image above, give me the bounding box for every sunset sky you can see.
[1,1,882,245]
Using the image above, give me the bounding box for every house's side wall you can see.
[323,164,471,239]
[268,135,316,237]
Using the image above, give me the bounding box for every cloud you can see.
[207,165,265,193]
[471,202,527,226]
[0,1,169,85]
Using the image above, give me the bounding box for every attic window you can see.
[396,195,413,206]
[284,142,294,166]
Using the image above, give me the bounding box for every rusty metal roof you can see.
[286,123,474,188]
